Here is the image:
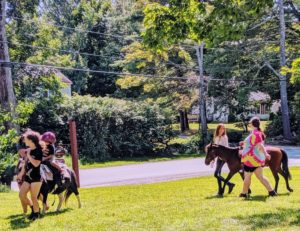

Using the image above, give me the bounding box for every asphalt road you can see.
[79,146,300,188]
[10,146,300,190]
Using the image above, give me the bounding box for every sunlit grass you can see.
[1,167,299,230]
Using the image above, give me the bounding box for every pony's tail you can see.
[281,149,292,180]
[64,170,79,205]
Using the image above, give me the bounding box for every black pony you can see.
[39,165,81,213]
[15,159,81,213]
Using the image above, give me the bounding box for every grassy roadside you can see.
[64,122,269,169]
[1,167,299,230]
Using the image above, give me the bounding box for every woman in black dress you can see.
[17,131,43,220]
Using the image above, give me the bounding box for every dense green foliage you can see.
[59,95,174,161]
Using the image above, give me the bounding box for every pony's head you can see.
[204,142,220,165]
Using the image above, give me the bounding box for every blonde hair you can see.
[213,123,227,142]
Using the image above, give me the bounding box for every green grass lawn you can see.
[1,167,300,230]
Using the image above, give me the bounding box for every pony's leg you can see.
[56,193,64,212]
[270,168,280,193]
[278,169,293,192]
[39,194,46,215]
[221,170,237,195]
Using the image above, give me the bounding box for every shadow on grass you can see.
[7,208,72,230]
[7,214,30,230]
[205,195,225,199]
[234,208,300,230]
[44,208,72,217]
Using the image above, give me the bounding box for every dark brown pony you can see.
[205,143,293,196]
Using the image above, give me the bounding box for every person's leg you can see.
[30,182,42,214]
[241,171,253,195]
[254,167,274,193]
[19,181,32,214]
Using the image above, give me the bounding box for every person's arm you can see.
[17,163,25,181]
[224,135,229,147]
[257,142,270,159]
[43,155,53,161]
[27,149,41,167]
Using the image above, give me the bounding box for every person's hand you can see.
[266,153,271,160]
[16,173,23,182]
[238,150,243,157]
[26,148,31,157]
[43,148,49,155]
[19,149,27,157]
[239,141,244,146]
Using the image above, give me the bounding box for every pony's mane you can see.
[212,144,239,151]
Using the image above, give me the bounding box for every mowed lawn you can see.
[1,167,300,231]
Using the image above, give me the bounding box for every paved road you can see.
[11,146,300,190]
[79,146,300,188]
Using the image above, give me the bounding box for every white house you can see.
[53,70,73,96]
[190,91,280,122]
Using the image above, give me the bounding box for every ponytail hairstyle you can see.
[250,117,266,140]
[213,123,227,142]
[24,130,42,150]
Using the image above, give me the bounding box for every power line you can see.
[3,41,122,59]
[0,61,194,81]
[9,16,142,41]
[4,40,199,71]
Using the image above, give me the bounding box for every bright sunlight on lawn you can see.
[1,167,299,231]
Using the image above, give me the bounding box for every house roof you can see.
[249,91,271,103]
[54,70,73,85]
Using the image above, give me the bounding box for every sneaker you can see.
[29,212,40,221]
[239,193,248,198]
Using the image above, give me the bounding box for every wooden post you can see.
[69,120,80,187]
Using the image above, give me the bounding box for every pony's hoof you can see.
[289,188,294,192]
[228,184,235,194]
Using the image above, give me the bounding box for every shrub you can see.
[227,131,243,143]
[59,95,175,161]
[0,184,10,193]
[228,114,237,123]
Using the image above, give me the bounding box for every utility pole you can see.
[0,0,16,129]
[196,42,208,146]
[278,0,293,140]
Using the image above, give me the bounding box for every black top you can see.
[43,144,55,158]
[25,148,43,180]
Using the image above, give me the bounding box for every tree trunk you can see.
[0,0,16,129]
[278,0,293,140]
[179,110,185,132]
[184,109,189,131]
[196,43,208,145]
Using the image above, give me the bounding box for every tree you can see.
[143,0,297,140]
[0,0,16,129]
